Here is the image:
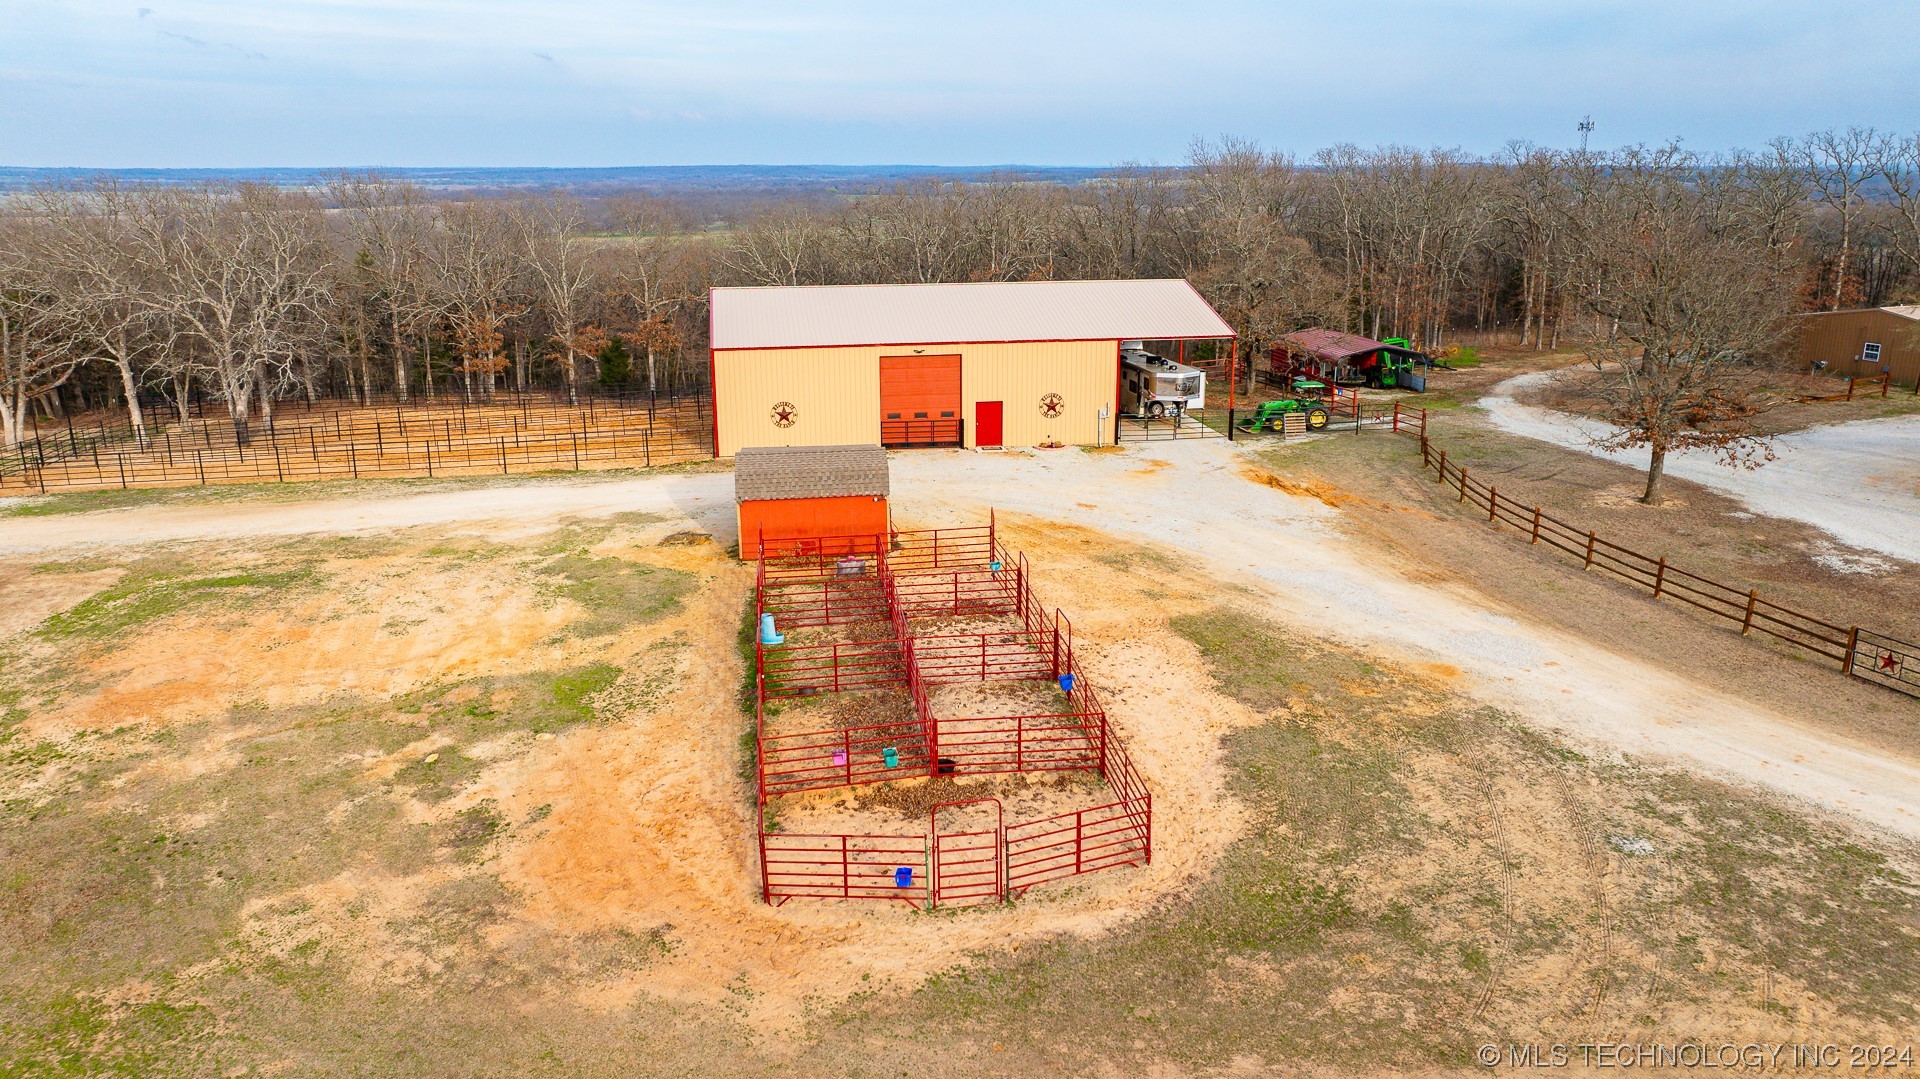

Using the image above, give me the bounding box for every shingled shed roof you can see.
[711,279,1235,350]
[734,444,889,502]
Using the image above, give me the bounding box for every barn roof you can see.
[710,279,1235,351]
[734,444,889,502]
[1282,328,1389,360]
[1793,305,1920,321]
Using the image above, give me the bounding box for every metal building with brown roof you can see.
[734,444,890,559]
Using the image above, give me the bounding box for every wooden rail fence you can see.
[1405,426,1920,701]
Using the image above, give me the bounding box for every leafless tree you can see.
[129,183,334,444]
[32,182,163,442]
[0,216,83,448]
[511,197,594,400]
[329,174,437,402]
[605,198,704,393]
[1796,127,1886,310]
[1566,145,1800,504]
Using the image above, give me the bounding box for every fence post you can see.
[1530,507,1542,543]
[1882,375,1891,398]
[1488,485,1498,523]
[1842,627,1861,676]
[1393,402,1401,431]
[498,437,508,475]
[1074,810,1084,876]
[274,445,284,483]
[349,444,358,479]
[1457,467,1469,502]
[116,454,127,490]
[1436,449,1448,483]
[1653,557,1667,598]
[196,450,206,486]
[1847,376,1857,401]
[1583,531,1596,569]
[1741,589,1757,635]
[425,441,434,478]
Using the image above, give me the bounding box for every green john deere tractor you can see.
[1370,338,1429,389]
[1238,378,1333,433]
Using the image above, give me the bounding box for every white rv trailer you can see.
[1119,346,1206,418]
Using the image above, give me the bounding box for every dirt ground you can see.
[3,389,1919,1075]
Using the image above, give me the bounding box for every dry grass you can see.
[3,501,1918,1076]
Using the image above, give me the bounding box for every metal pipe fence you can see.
[2,392,714,493]
[750,515,1153,907]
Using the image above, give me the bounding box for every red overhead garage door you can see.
[880,355,962,446]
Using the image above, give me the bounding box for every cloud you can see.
[156,27,266,61]
[137,7,154,18]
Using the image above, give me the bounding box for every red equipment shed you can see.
[734,444,890,559]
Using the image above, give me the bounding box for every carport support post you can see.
[1226,339,1238,442]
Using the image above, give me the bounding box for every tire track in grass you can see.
[1466,772,1516,1028]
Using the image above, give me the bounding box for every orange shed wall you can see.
[737,496,890,559]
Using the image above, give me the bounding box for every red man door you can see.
[976,401,1003,447]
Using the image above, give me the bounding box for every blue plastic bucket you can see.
[894,866,914,888]
[1058,673,1075,693]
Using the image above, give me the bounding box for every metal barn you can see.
[707,279,1235,457]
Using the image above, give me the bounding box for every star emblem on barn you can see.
[1038,392,1064,418]
[770,401,797,428]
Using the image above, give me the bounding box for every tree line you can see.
[2,130,1914,460]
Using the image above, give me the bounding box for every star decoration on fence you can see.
[1880,651,1904,674]
[770,402,797,428]
[1039,393,1064,419]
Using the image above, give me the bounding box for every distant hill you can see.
[0,163,1131,195]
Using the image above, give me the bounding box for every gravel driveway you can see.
[1480,371,1920,564]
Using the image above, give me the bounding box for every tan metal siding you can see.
[1789,310,1920,386]
[714,340,1120,455]
[714,347,881,457]
[959,341,1117,448]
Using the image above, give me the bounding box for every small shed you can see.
[734,444,890,559]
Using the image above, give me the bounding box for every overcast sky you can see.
[2,0,1913,168]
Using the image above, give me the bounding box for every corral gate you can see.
[930,798,1004,908]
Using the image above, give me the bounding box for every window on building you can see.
[1863,341,1883,363]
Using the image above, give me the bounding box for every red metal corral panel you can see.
[738,495,890,560]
